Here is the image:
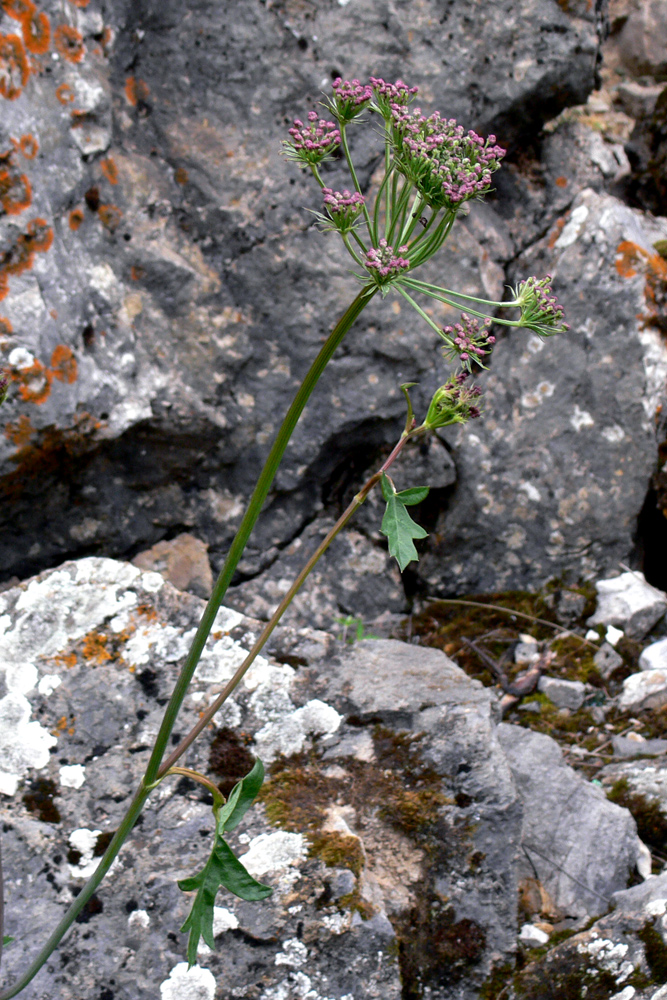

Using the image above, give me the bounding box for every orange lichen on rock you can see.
[548,216,567,249]
[0,316,13,343]
[100,156,118,184]
[82,631,112,664]
[1,0,35,21]
[50,344,77,383]
[130,265,144,281]
[554,176,568,188]
[68,0,90,7]
[25,217,53,251]
[0,33,30,99]
[19,133,38,158]
[53,650,77,669]
[4,413,33,447]
[21,9,50,55]
[0,169,32,215]
[68,206,84,230]
[0,217,53,299]
[615,240,667,332]
[54,24,84,63]
[124,75,149,106]
[14,357,50,403]
[98,203,121,232]
[174,167,188,185]
[55,81,74,104]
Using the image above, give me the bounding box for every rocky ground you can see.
[3,0,667,997]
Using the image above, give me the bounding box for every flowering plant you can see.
[0,76,566,998]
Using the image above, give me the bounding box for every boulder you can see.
[0,559,522,1000]
[537,676,586,711]
[619,669,667,712]
[639,636,667,672]
[0,0,609,598]
[418,191,667,596]
[588,572,667,639]
[497,724,641,919]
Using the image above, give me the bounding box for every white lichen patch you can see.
[239,831,307,880]
[554,203,589,248]
[60,764,86,789]
[521,381,555,409]
[68,827,102,877]
[518,481,541,502]
[570,405,595,432]
[274,938,308,968]
[159,962,216,1000]
[128,908,150,930]
[254,698,342,763]
[0,693,57,795]
[577,937,634,983]
[37,674,61,696]
[321,911,352,935]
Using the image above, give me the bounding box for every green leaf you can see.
[217,758,264,833]
[2,936,14,947]
[178,760,272,966]
[395,486,430,505]
[380,473,429,571]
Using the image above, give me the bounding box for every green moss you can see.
[308,831,364,877]
[479,962,515,1000]
[607,778,667,854]
[396,902,487,998]
[639,920,667,982]
[511,948,620,1000]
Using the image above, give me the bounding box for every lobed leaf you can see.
[380,473,429,571]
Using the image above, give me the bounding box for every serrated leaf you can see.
[178,760,272,966]
[380,473,429,571]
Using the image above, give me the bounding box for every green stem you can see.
[164,767,225,811]
[406,276,518,309]
[157,425,423,775]
[387,177,412,246]
[0,285,378,999]
[398,193,425,245]
[142,285,376,787]
[342,233,365,266]
[0,786,150,1000]
[407,211,456,269]
[400,279,523,329]
[395,285,448,337]
[339,124,374,242]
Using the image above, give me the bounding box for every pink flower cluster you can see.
[390,107,506,209]
[322,187,365,231]
[331,77,374,121]
[363,239,410,281]
[425,369,483,428]
[442,313,496,371]
[368,77,419,118]
[286,111,341,165]
[515,275,569,337]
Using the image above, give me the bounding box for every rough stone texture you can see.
[626,84,667,216]
[619,668,667,713]
[496,723,640,919]
[595,641,625,679]
[537,675,586,710]
[588,572,667,639]
[0,0,609,600]
[639,635,667,671]
[132,532,213,599]
[0,559,527,1000]
[418,189,667,595]
[613,0,667,78]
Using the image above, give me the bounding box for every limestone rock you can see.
[132,533,214,599]
[639,636,667,672]
[588,572,667,639]
[418,191,667,596]
[538,676,587,711]
[619,669,667,713]
[497,724,640,918]
[595,641,625,679]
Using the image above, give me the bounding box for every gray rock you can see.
[588,572,667,639]
[417,189,667,596]
[619,668,667,713]
[0,0,608,597]
[611,871,667,914]
[132,532,213,599]
[614,0,667,77]
[615,81,665,120]
[497,723,640,918]
[0,560,523,1000]
[639,636,667,672]
[595,641,625,679]
[611,735,667,758]
[538,676,587,711]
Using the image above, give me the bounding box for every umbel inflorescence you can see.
[284,75,568,423]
